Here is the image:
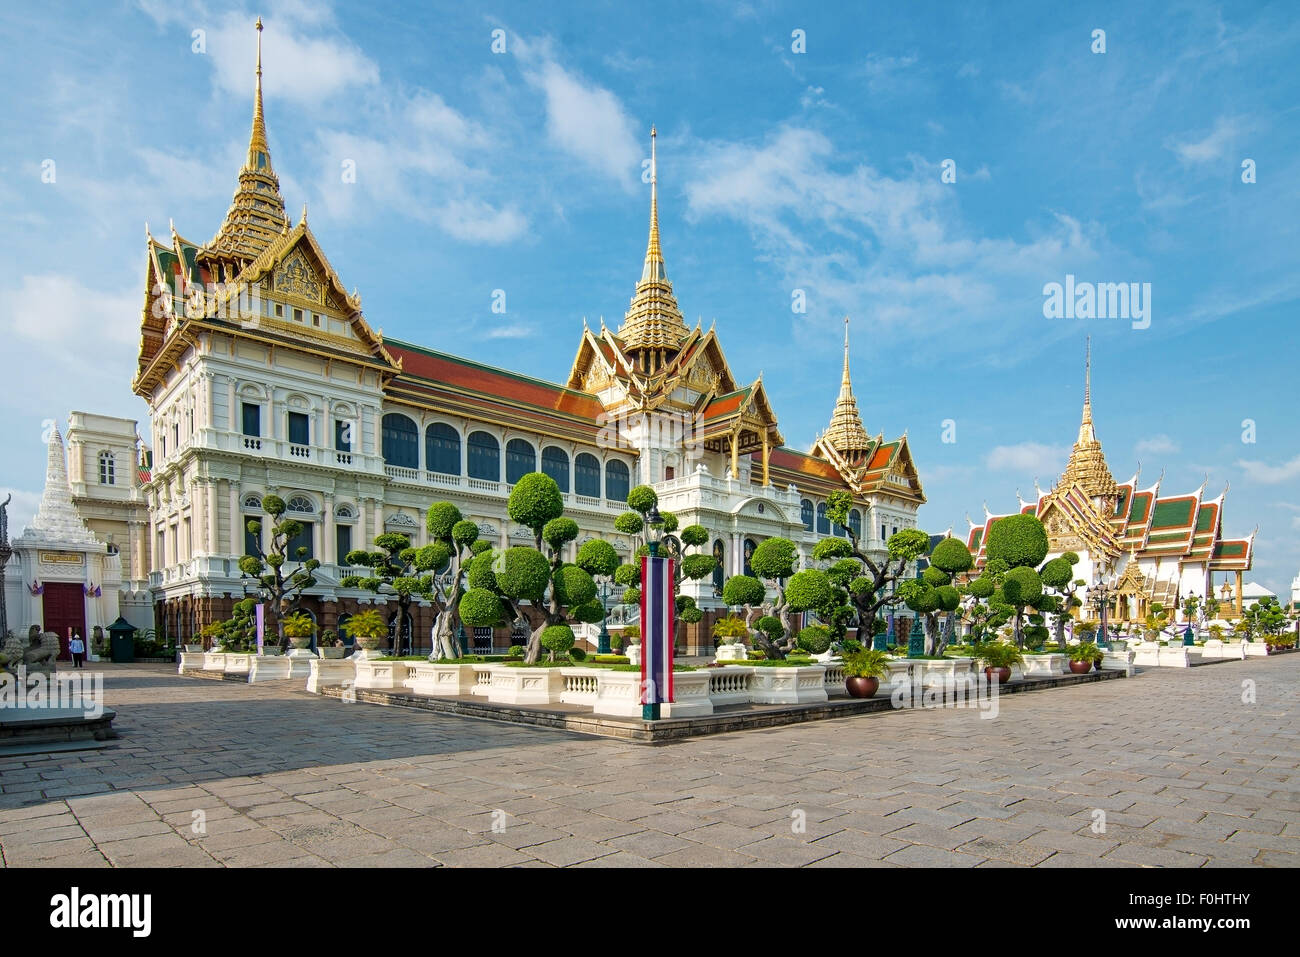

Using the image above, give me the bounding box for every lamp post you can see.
[1182,590,1196,646]
[1088,563,1117,650]
[597,578,612,655]
[643,506,665,720]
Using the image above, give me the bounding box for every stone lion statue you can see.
[0,626,59,674]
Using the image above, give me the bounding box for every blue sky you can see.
[1,0,1298,597]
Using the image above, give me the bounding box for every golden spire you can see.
[207,17,288,267]
[824,316,871,454]
[618,125,688,359]
[1061,336,1118,500]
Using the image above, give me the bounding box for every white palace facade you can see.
[123,27,925,654]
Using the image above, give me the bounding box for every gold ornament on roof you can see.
[1059,336,1119,499]
[207,18,289,265]
[618,126,689,355]
[824,316,872,454]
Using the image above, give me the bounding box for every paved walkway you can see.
[1,657,1296,867]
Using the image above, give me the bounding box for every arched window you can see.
[241,496,262,558]
[425,423,460,475]
[816,502,830,535]
[467,431,500,481]
[743,538,758,578]
[849,508,862,540]
[335,504,355,519]
[381,413,418,469]
[575,452,602,497]
[541,446,570,491]
[505,439,536,485]
[287,496,315,514]
[800,499,814,532]
[605,460,630,503]
[712,539,726,591]
[98,451,115,485]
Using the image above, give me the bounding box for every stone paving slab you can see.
[0,659,1296,867]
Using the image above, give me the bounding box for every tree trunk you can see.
[1013,609,1025,648]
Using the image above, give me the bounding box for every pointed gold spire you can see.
[619,125,688,359]
[824,316,871,454]
[1061,336,1118,500]
[207,17,288,267]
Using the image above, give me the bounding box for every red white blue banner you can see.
[640,555,675,705]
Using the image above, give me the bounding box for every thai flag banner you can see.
[639,554,676,706]
[255,603,265,654]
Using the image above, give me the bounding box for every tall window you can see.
[98,451,115,485]
[467,431,500,481]
[800,499,814,532]
[605,460,630,503]
[244,520,262,558]
[336,524,352,564]
[849,508,862,540]
[541,446,569,491]
[575,453,601,497]
[425,423,460,475]
[712,539,725,591]
[816,502,830,535]
[242,402,261,437]
[287,411,309,446]
[505,439,536,485]
[287,522,314,560]
[381,413,418,469]
[334,419,351,452]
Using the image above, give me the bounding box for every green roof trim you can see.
[1150,499,1195,529]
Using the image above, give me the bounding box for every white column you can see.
[227,378,237,433]
[324,494,336,563]
[206,480,218,556]
[229,480,241,556]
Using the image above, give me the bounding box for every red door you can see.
[42,582,86,661]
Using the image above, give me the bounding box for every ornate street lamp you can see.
[1088,563,1118,650]
[597,577,612,655]
[646,506,664,558]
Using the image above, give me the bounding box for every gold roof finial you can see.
[206,18,288,265]
[618,124,688,353]
[1059,336,1118,500]
[824,315,871,454]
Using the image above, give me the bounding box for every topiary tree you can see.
[459,473,615,664]
[540,624,576,662]
[238,494,321,652]
[340,530,448,657]
[422,503,482,660]
[722,574,766,631]
[815,490,931,648]
[748,537,800,658]
[1038,551,1082,647]
[618,485,714,650]
[983,513,1049,647]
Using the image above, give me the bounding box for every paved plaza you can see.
[1,658,1296,868]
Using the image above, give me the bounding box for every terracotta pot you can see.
[1069,660,1093,674]
[984,666,1011,684]
[845,676,879,698]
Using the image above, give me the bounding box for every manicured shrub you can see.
[542,517,580,552]
[540,624,576,660]
[426,502,463,540]
[576,540,620,578]
[722,575,765,608]
[797,624,833,654]
[569,647,588,662]
[984,513,1049,569]
[626,485,658,514]
[460,588,504,627]
[552,563,596,607]
[497,547,551,602]
[755,616,784,642]
[507,473,565,533]
[507,645,525,658]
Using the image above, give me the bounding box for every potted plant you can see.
[319,629,346,659]
[347,608,388,651]
[1068,642,1102,673]
[841,647,889,698]
[975,640,1023,684]
[282,611,316,649]
[193,621,221,654]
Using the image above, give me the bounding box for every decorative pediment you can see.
[273,249,325,305]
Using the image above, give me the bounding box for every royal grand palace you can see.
[31,27,922,655]
[963,346,1255,627]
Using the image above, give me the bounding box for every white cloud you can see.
[1169,116,1245,165]
[1236,453,1300,484]
[1136,434,1180,457]
[160,7,380,107]
[437,199,528,244]
[984,442,1067,475]
[682,126,1101,347]
[861,53,918,92]
[516,39,641,188]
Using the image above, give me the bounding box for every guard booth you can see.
[107,616,137,663]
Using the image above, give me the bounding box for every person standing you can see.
[69,632,85,669]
